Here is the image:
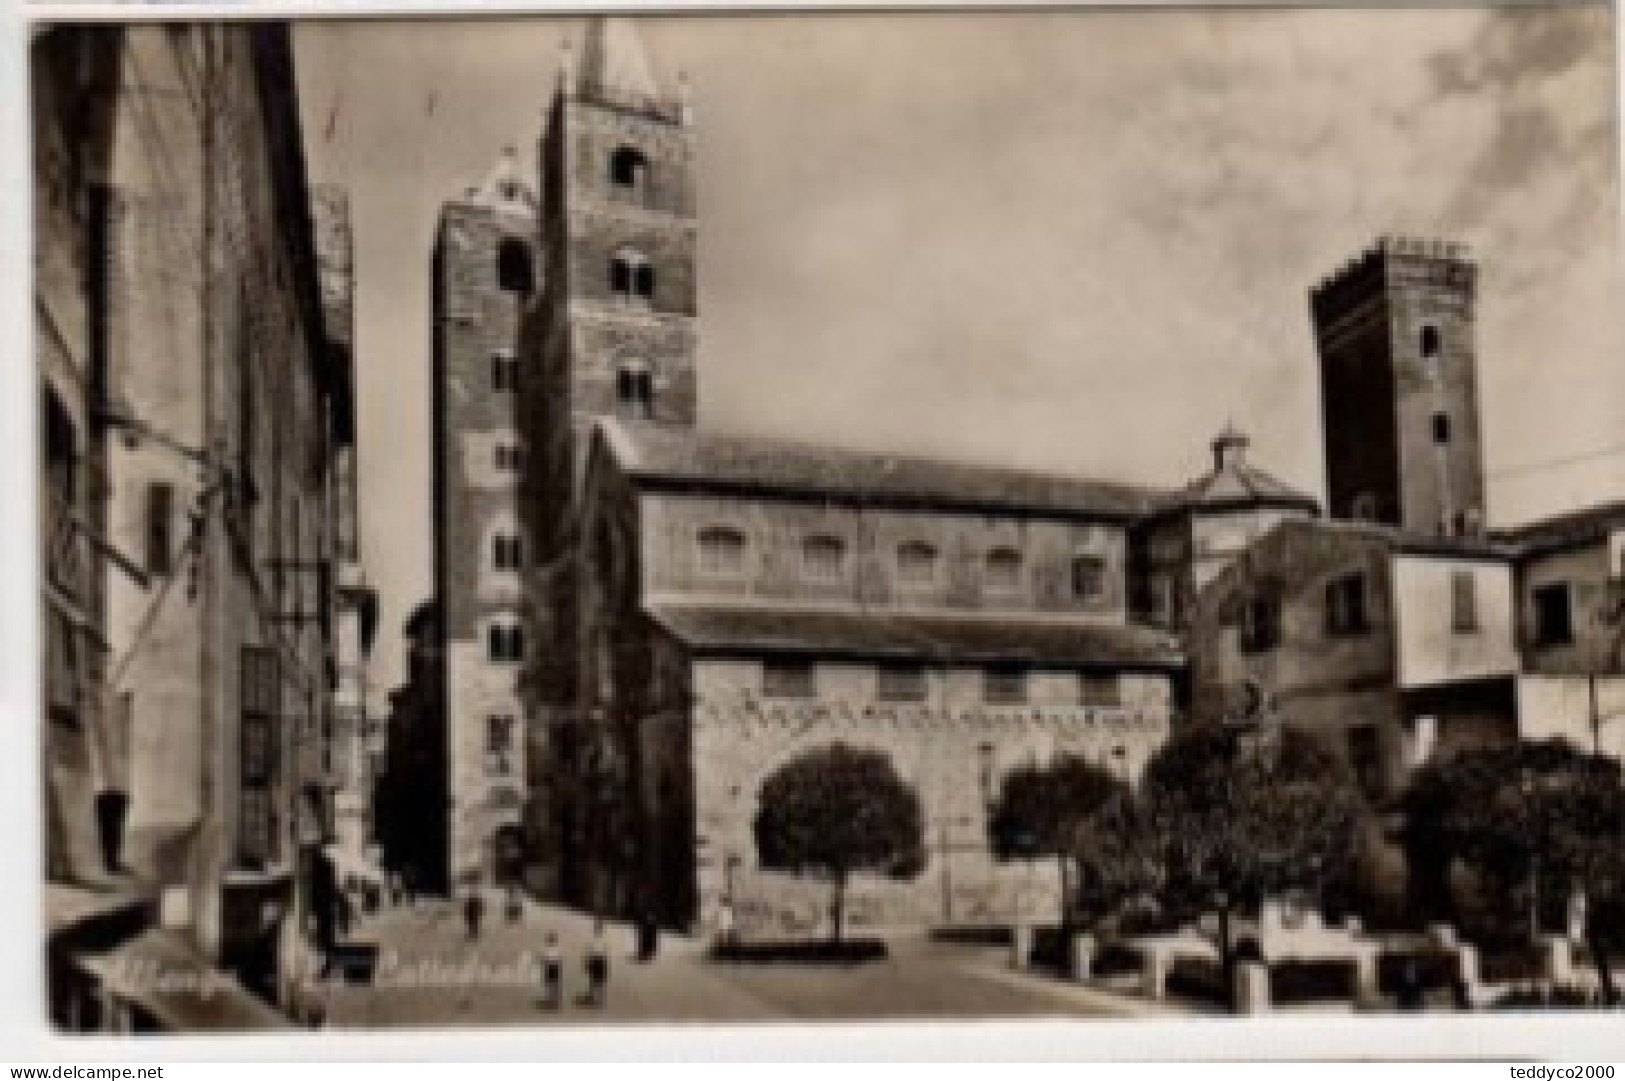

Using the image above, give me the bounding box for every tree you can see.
[1141,722,1369,1007]
[1404,740,1625,1003]
[753,742,925,943]
[987,755,1154,931]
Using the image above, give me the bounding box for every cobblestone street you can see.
[322,896,1159,1027]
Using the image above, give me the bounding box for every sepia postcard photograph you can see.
[27,1,1625,1041]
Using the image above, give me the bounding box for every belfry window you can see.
[492,533,524,571]
[616,362,654,420]
[1433,412,1451,445]
[610,250,655,305]
[609,146,649,191]
[497,239,533,294]
[1420,324,1441,359]
[488,622,525,663]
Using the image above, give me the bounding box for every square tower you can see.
[429,147,540,887]
[1310,237,1485,536]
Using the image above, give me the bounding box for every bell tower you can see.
[1310,237,1485,536]
[534,15,698,457]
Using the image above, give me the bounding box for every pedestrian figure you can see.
[1395,959,1425,1011]
[540,931,563,1010]
[715,897,737,956]
[637,906,659,962]
[583,920,610,1007]
[463,890,485,941]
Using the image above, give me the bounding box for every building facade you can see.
[35,24,359,1028]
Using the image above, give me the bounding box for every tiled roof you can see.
[1495,500,1625,557]
[1268,515,1517,560]
[598,419,1168,521]
[643,604,1185,670]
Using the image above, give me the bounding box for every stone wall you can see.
[641,490,1131,618]
[688,658,1172,937]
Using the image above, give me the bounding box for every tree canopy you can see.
[753,742,925,941]
[1141,722,1369,914]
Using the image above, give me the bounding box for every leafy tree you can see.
[1404,740,1625,1003]
[988,755,1155,930]
[753,742,925,943]
[1141,722,1369,1007]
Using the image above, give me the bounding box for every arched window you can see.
[491,350,519,392]
[897,541,939,585]
[985,547,1022,591]
[697,525,747,576]
[615,360,654,420]
[487,621,524,663]
[802,534,846,580]
[492,532,524,571]
[609,145,648,190]
[497,239,533,294]
[610,249,654,304]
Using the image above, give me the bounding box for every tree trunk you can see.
[1218,902,1236,1014]
[831,869,847,946]
[1588,930,1617,1006]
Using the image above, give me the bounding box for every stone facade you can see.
[430,153,540,886]
[1311,237,1485,537]
[36,24,356,1025]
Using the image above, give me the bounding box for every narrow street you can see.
[322,895,1154,1027]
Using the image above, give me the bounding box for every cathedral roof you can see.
[597,419,1169,523]
[1493,499,1625,558]
[644,604,1185,670]
[1152,425,1318,518]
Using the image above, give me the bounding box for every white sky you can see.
[293,6,1625,695]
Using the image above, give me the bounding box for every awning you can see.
[71,927,289,1031]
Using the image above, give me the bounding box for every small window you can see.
[1451,570,1478,633]
[487,623,524,663]
[497,239,533,294]
[697,526,747,577]
[146,482,174,577]
[1241,595,1281,654]
[486,714,515,755]
[1533,583,1573,647]
[1326,572,1369,636]
[986,547,1022,592]
[609,145,648,189]
[1079,673,1121,708]
[1432,412,1451,445]
[1071,554,1107,601]
[983,666,1028,705]
[762,660,815,699]
[1420,324,1441,359]
[494,443,523,472]
[897,541,939,585]
[802,535,846,581]
[492,351,519,392]
[877,662,926,703]
[492,533,524,571]
[615,363,654,420]
[610,250,654,304]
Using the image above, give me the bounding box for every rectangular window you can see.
[1071,555,1107,601]
[1432,412,1451,445]
[146,482,174,577]
[1079,673,1121,708]
[1451,570,1479,633]
[802,536,846,581]
[492,353,519,392]
[1325,572,1369,636]
[984,666,1028,705]
[239,645,278,868]
[877,662,927,703]
[1241,595,1281,654]
[762,660,815,699]
[1533,583,1574,647]
[697,527,747,577]
[494,443,523,472]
